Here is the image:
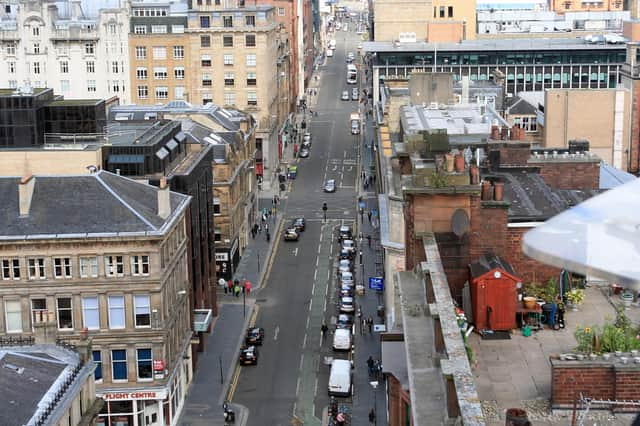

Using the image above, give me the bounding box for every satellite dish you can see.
[451,209,470,238]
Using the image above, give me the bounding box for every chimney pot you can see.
[19,175,36,217]
[158,179,171,219]
[494,181,504,201]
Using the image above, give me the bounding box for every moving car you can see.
[333,328,352,351]
[341,90,349,101]
[239,346,259,365]
[338,225,353,241]
[351,88,359,101]
[299,149,310,158]
[291,217,306,232]
[347,52,355,61]
[340,296,355,313]
[336,314,354,330]
[245,327,265,346]
[324,179,336,193]
[284,227,299,241]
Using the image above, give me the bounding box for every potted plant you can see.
[567,289,585,310]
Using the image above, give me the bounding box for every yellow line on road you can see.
[261,219,284,289]
[227,304,260,401]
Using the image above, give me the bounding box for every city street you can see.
[230,15,386,426]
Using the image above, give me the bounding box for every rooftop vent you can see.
[3,363,24,375]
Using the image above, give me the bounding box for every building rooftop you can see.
[363,37,625,53]
[506,91,544,115]
[107,120,184,147]
[0,87,51,97]
[46,99,104,107]
[0,343,94,426]
[0,170,190,239]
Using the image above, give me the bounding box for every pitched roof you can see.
[0,170,190,238]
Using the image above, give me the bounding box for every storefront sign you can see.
[100,389,167,401]
[215,252,229,262]
[153,360,165,371]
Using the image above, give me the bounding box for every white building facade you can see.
[0,0,131,102]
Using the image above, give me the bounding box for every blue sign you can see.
[369,277,384,291]
[371,208,378,217]
[358,201,366,210]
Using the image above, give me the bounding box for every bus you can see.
[347,64,357,84]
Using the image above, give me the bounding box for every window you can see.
[138,85,148,98]
[56,298,73,329]
[136,67,148,80]
[86,61,95,73]
[174,67,185,79]
[246,71,256,86]
[112,61,120,73]
[7,61,16,73]
[202,93,212,105]
[33,43,40,54]
[214,228,222,241]
[151,25,167,34]
[6,43,15,55]
[245,34,256,47]
[200,35,210,48]
[8,80,17,89]
[448,6,453,17]
[172,24,185,33]
[131,255,150,276]
[153,46,166,60]
[135,46,147,59]
[223,35,234,47]
[173,45,184,59]
[54,257,72,279]
[223,16,233,27]
[224,92,235,106]
[439,6,445,17]
[59,61,68,73]
[134,25,147,34]
[278,7,285,16]
[79,256,98,278]
[33,62,40,74]
[201,55,212,67]
[224,54,234,65]
[56,45,68,56]
[5,300,22,333]
[82,296,99,330]
[154,67,168,80]
[246,54,256,66]
[202,72,212,87]
[32,26,40,36]
[85,43,95,55]
[200,16,210,28]
[108,295,125,329]
[112,81,120,93]
[175,86,185,99]
[137,348,153,380]
[31,298,47,325]
[93,351,102,381]
[109,23,117,34]
[2,259,20,280]
[245,15,255,26]
[27,258,46,280]
[105,255,124,277]
[87,80,96,92]
[224,72,235,86]
[247,91,257,106]
[60,80,70,92]
[133,295,151,328]
[155,86,168,99]
[111,349,128,381]
[213,198,221,215]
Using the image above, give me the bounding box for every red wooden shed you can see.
[469,254,522,332]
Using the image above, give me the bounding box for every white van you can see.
[329,39,337,50]
[326,48,333,57]
[328,359,352,397]
[332,328,352,351]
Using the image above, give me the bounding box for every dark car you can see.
[299,149,310,158]
[336,314,354,330]
[245,327,265,345]
[338,225,353,242]
[239,346,259,365]
[291,217,306,232]
[324,179,336,193]
[284,227,299,241]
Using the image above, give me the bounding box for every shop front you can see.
[215,238,240,281]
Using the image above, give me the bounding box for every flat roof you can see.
[0,88,51,96]
[363,37,625,54]
[47,99,104,107]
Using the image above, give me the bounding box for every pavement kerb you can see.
[257,217,285,290]
[219,301,257,406]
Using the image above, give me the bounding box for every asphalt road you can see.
[232,25,365,426]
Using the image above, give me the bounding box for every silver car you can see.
[340,296,355,313]
[324,179,336,193]
[341,90,349,101]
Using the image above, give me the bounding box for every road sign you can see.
[368,276,384,291]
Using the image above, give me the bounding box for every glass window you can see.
[439,6,445,17]
[27,258,46,280]
[136,67,148,80]
[151,25,167,34]
[138,85,148,99]
[135,46,147,60]
[54,257,72,278]
[223,35,233,47]
[201,55,212,67]
[60,80,70,92]
[5,300,22,333]
[59,61,68,73]
[82,296,99,330]
[278,7,285,16]
[56,297,73,329]
[154,67,168,80]
[111,349,128,381]
[131,255,150,276]
[200,16,210,28]
[202,72,212,86]
[33,62,40,74]
[30,298,46,325]
[223,16,233,27]
[224,54,234,65]
[224,72,235,86]
[137,348,153,380]
[174,67,185,79]
[245,15,255,26]
[173,45,184,59]
[175,86,185,99]
[79,256,98,278]
[152,46,166,60]
[134,25,147,34]
[93,350,102,381]
[105,255,124,277]
[112,61,119,73]
[246,54,256,67]
[247,91,257,106]
[2,259,20,280]
[246,71,256,86]
[6,43,15,55]
[213,198,221,215]
[224,92,235,106]
[172,25,185,33]
[32,26,40,36]
[134,295,151,327]
[87,80,97,92]
[245,34,256,47]
[201,35,210,48]
[108,295,125,329]
[85,43,95,55]
[155,86,168,99]
[448,6,453,17]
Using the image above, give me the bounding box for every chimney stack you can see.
[461,76,470,105]
[19,175,36,217]
[158,177,171,219]
[33,310,58,345]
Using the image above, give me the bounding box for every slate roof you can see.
[0,170,190,238]
[469,253,517,279]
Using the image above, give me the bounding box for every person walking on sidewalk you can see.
[233,283,241,297]
[367,356,375,375]
[367,235,372,247]
[367,316,374,334]
[367,210,372,224]
[321,323,328,339]
[266,231,271,242]
[368,409,376,424]
[227,279,233,295]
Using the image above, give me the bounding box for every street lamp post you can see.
[370,380,379,426]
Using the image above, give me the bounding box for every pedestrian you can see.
[367,210,372,224]
[367,356,375,373]
[242,281,246,293]
[321,323,328,338]
[367,316,373,334]
[221,277,228,294]
[245,281,252,294]
[258,223,262,234]
[367,235,372,247]
[368,409,376,423]
[227,279,233,294]
[234,284,241,297]
[359,208,364,221]
[265,223,269,232]
[266,231,271,242]
[271,206,276,216]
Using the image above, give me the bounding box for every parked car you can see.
[245,327,265,346]
[339,284,354,297]
[341,90,349,101]
[284,227,299,241]
[324,179,336,193]
[291,217,306,232]
[340,296,355,313]
[339,248,354,261]
[302,139,312,149]
[347,52,355,60]
[336,314,354,330]
[340,271,354,286]
[338,225,353,241]
[338,259,354,274]
[342,239,356,254]
[351,88,359,101]
[299,149,310,158]
[303,132,312,144]
[333,328,352,351]
[239,346,259,365]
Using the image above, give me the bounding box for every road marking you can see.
[323,297,327,311]
[309,298,313,311]
[343,150,347,158]
[274,325,280,341]
[348,166,353,171]
[314,378,319,398]
[317,245,322,254]
[332,165,337,171]
[306,316,310,329]
[316,257,319,267]
[293,247,299,256]
[312,281,316,293]
[314,269,318,280]
[299,354,304,371]
[319,232,323,242]
[302,333,307,349]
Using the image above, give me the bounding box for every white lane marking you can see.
[274,326,280,341]
[317,244,322,254]
[314,378,319,398]
[312,281,316,294]
[343,150,347,158]
[314,269,318,280]
[309,298,313,311]
[332,165,337,171]
[299,354,304,371]
[296,376,302,395]
[319,232,323,242]
[293,247,299,256]
[323,297,327,311]
[306,315,310,328]
[302,333,307,349]
[316,257,320,267]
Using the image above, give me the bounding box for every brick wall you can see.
[551,359,640,411]
[489,142,532,167]
[630,83,640,174]
[506,226,561,284]
[531,159,600,190]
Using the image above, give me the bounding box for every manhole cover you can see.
[255,298,267,302]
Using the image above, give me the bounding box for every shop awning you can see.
[193,309,213,332]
